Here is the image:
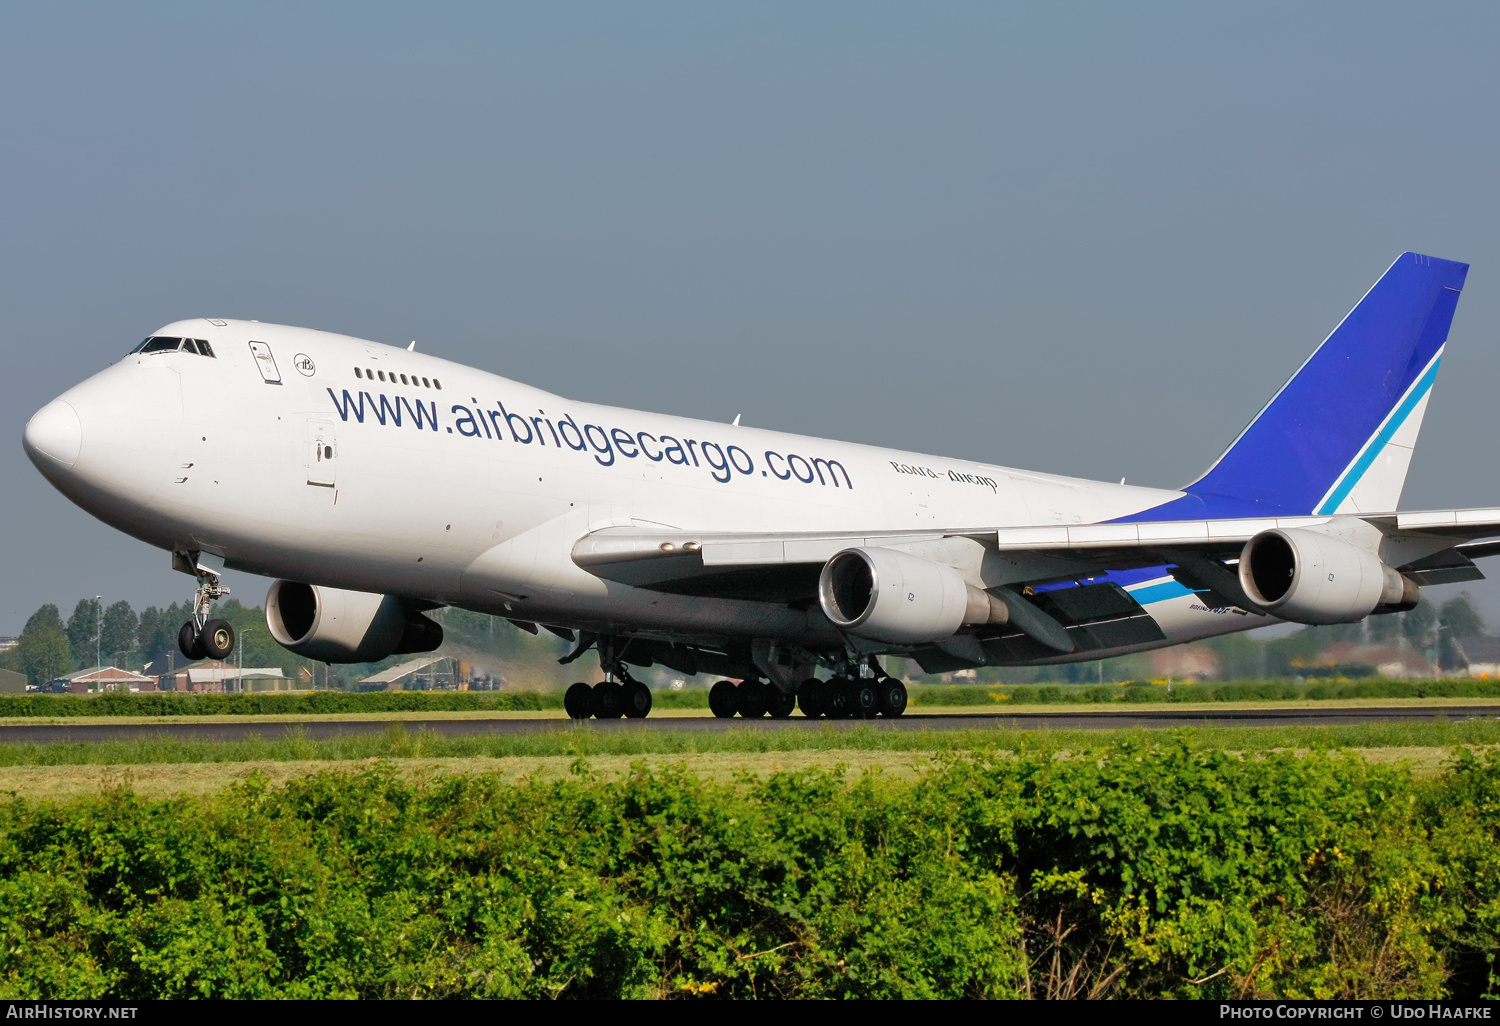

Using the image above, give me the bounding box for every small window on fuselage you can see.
[355,367,363,379]
[378,370,387,382]
[433,378,442,389]
[421,377,430,388]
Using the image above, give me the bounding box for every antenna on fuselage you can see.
[732,414,741,426]
[408,341,417,352]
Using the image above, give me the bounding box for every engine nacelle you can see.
[1238,528,1417,625]
[818,546,1005,643]
[265,581,444,663]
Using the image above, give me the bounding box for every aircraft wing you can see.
[573,507,1500,602]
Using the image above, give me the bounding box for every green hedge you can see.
[0,690,560,717]
[910,678,1500,706]
[1,740,1498,999]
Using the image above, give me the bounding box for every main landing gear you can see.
[708,678,798,719]
[564,664,652,721]
[177,561,235,662]
[709,666,907,720]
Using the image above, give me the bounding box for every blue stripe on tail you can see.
[1133,252,1467,520]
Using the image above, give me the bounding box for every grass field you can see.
[1,717,1496,800]
[0,742,1473,801]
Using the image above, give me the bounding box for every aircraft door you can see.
[304,418,337,489]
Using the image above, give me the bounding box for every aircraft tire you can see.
[768,687,796,719]
[877,678,908,718]
[201,619,235,661]
[796,677,823,717]
[623,681,652,718]
[178,621,206,661]
[564,682,592,720]
[738,679,769,718]
[852,680,880,719]
[708,679,738,718]
[825,677,852,719]
[590,681,623,719]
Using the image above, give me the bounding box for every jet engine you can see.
[818,546,1007,644]
[1238,528,1418,625]
[265,581,444,663]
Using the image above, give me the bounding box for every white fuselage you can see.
[26,319,1270,661]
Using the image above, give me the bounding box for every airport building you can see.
[59,666,158,693]
[157,659,292,693]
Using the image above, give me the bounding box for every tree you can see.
[137,603,190,668]
[100,600,138,667]
[16,604,72,682]
[1204,632,1265,679]
[65,598,101,668]
[24,604,64,636]
[1402,598,1438,652]
[1367,609,1402,644]
[1439,592,1485,641]
[1437,593,1486,667]
[17,626,72,684]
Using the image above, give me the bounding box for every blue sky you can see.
[4,2,1499,631]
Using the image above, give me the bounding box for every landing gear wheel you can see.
[768,687,797,719]
[178,621,206,661]
[738,679,769,718]
[797,677,823,718]
[709,679,738,718]
[877,677,908,718]
[852,679,880,719]
[589,681,623,719]
[564,682,592,720]
[623,680,652,718]
[825,677,853,719]
[200,619,235,660]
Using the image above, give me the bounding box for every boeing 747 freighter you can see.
[22,253,1497,719]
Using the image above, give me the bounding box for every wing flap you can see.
[1393,507,1500,536]
[572,507,1500,603]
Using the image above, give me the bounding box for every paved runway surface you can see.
[2,706,1497,744]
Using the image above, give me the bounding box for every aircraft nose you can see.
[23,399,83,471]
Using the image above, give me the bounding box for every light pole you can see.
[94,596,101,671]
[237,628,255,693]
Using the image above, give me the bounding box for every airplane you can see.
[21,252,1498,720]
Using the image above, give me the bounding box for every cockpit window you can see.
[130,336,217,358]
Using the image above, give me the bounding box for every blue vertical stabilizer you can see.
[1142,252,1467,519]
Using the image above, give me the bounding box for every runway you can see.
[1,705,1496,744]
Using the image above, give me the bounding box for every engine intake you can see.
[818,547,1007,644]
[1238,528,1417,625]
[265,581,444,663]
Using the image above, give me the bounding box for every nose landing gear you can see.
[175,553,235,662]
